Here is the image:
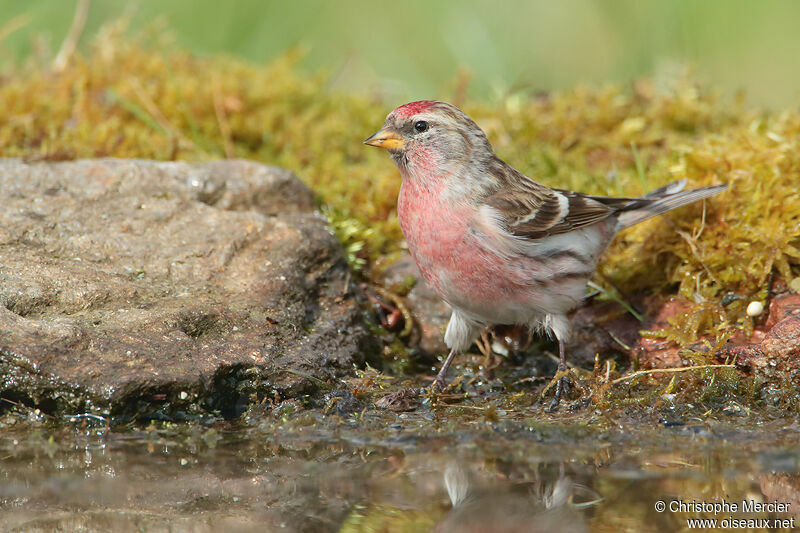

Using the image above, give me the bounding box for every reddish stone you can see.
[765,294,800,330]
[629,298,691,369]
[715,343,765,370]
[629,294,800,372]
[634,341,683,369]
[762,316,800,361]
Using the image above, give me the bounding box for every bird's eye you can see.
[414,120,429,133]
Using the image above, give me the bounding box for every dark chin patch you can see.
[390,151,408,168]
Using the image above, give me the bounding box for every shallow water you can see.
[2,405,799,532]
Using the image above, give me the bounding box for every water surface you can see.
[2,404,798,532]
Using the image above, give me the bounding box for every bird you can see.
[364,100,726,406]
[436,462,593,533]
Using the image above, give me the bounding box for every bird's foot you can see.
[430,375,447,393]
[540,364,576,411]
[427,348,458,394]
[548,375,571,412]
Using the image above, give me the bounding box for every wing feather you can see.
[483,157,636,240]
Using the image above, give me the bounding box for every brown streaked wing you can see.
[485,157,639,240]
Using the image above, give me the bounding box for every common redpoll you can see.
[437,462,591,532]
[365,100,726,405]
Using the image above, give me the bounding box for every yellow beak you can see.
[363,128,405,151]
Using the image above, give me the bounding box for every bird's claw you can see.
[430,376,447,393]
[540,364,576,411]
[548,375,572,412]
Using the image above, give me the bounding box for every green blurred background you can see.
[1,0,799,107]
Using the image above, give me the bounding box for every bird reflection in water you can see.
[435,462,601,533]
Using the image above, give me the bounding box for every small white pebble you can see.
[180,458,188,466]
[747,301,764,317]
[179,391,189,400]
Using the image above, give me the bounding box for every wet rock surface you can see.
[0,159,375,419]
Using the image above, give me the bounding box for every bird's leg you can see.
[476,331,492,359]
[477,331,500,371]
[541,338,573,411]
[432,348,458,391]
[551,338,571,406]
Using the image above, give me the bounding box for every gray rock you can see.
[0,159,375,419]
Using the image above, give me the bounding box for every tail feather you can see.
[641,178,687,198]
[616,182,727,230]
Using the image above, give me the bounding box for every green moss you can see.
[1,24,798,356]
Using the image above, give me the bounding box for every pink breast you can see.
[398,180,459,293]
[397,180,520,305]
